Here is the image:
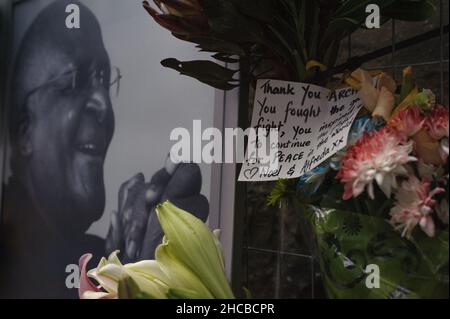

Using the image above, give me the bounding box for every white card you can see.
[238,79,364,182]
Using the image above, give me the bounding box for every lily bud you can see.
[156,201,235,299]
[79,201,236,299]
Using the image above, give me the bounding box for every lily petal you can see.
[156,201,235,298]
[156,243,214,298]
[78,254,102,299]
[82,291,115,299]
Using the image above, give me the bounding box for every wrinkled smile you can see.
[75,142,106,158]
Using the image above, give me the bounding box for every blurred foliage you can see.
[145,0,436,89]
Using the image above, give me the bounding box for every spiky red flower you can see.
[143,0,209,36]
[337,127,416,200]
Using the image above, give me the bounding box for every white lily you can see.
[80,251,170,299]
[79,201,235,299]
[155,201,235,299]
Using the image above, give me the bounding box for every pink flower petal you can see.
[337,127,414,200]
[424,105,449,140]
[78,254,101,299]
[420,216,436,238]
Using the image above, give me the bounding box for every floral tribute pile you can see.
[292,67,449,299]
[77,1,445,300]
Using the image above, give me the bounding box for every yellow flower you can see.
[413,129,445,166]
[350,69,396,121]
[372,86,395,121]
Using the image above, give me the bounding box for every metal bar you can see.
[245,246,314,259]
[392,19,397,79]
[348,35,352,60]
[231,59,250,298]
[364,60,449,70]
[317,24,449,82]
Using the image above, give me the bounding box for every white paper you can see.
[238,79,364,182]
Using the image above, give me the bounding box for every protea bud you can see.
[143,0,209,36]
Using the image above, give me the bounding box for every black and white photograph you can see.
[0,0,222,298]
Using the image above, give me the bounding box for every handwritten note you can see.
[238,79,364,182]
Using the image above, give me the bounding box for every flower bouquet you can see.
[291,68,449,299]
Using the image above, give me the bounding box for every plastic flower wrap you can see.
[79,201,235,299]
[289,68,449,299]
[300,202,449,299]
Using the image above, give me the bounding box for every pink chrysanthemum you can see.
[424,105,449,140]
[390,176,445,238]
[337,127,416,200]
[388,107,425,137]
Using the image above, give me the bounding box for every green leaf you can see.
[267,178,297,207]
[197,41,244,56]
[202,0,264,44]
[212,53,240,63]
[167,288,203,299]
[298,0,306,40]
[161,58,238,90]
[243,287,253,299]
[308,3,321,60]
[412,230,449,275]
[320,17,361,47]
[118,276,145,299]
[321,40,341,72]
[229,0,274,23]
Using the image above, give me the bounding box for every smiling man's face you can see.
[12,2,115,235]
